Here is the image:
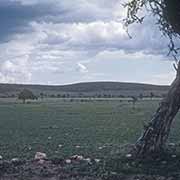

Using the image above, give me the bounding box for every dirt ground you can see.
[0,158,179,180]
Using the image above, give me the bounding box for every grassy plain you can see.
[0,98,179,160]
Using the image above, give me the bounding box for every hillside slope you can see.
[0,82,169,97]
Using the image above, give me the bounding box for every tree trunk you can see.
[135,63,180,157]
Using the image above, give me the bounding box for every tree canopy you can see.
[124,0,180,58]
[18,89,37,103]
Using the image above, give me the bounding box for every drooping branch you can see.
[124,0,180,58]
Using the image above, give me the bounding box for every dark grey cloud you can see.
[0,1,62,42]
[0,0,124,42]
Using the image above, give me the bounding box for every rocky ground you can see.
[0,158,100,180]
[0,158,179,180]
[1,144,180,180]
[0,158,178,180]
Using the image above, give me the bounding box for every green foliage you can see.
[150,92,154,99]
[124,0,180,57]
[18,89,37,103]
[139,93,143,99]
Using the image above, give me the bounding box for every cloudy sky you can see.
[0,0,177,85]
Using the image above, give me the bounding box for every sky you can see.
[0,0,177,85]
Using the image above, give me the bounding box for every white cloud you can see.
[0,18,173,84]
[148,72,175,85]
[77,63,88,73]
[0,55,31,84]
[30,19,168,54]
[0,0,176,85]
[30,21,127,47]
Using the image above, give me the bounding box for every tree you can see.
[139,93,143,100]
[150,92,154,100]
[18,89,37,104]
[131,96,138,109]
[124,0,180,157]
[40,92,44,100]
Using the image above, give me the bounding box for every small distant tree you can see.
[50,94,56,98]
[18,89,37,104]
[97,94,102,98]
[78,93,84,97]
[61,94,66,98]
[150,92,155,100]
[131,96,138,109]
[139,93,143,100]
[57,94,61,98]
[40,92,44,100]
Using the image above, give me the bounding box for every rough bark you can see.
[135,63,180,157]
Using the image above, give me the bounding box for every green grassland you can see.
[0,98,179,160]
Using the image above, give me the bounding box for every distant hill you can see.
[0,82,169,98]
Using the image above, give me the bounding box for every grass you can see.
[0,98,180,160]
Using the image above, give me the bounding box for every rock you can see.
[111,172,117,175]
[71,155,84,160]
[58,144,63,148]
[169,143,175,146]
[48,136,52,140]
[161,161,167,164]
[11,158,19,163]
[94,159,100,163]
[65,159,71,164]
[126,154,132,158]
[34,152,47,160]
[51,125,59,129]
[28,146,32,151]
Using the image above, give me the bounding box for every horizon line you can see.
[0,81,170,87]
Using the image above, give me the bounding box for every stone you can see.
[65,159,71,164]
[58,144,63,148]
[71,155,84,160]
[94,159,100,163]
[34,152,47,160]
[169,143,175,146]
[48,136,52,140]
[126,154,132,158]
[11,158,19,163]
